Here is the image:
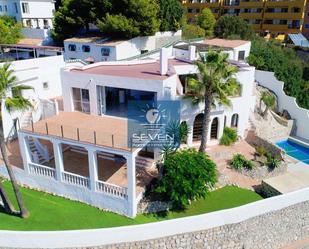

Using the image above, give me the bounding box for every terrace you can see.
[16,111,158,217]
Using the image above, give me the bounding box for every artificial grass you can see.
[0,181,263,231]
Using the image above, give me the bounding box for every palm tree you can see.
[260,92,276,117]
[0,63,33,218]
[185,50,241,152]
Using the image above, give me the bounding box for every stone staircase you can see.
[28,137,50,165]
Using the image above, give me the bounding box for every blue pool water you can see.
[276,139,309,165]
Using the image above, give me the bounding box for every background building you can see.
[181,0,309,39]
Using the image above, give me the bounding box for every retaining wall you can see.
[0,187,309,249]
[255,70,309,141]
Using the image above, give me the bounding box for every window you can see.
[72,88,90,114]
[0,6,2,12]
[238,51,245,61]
[231,114,239,128]
[14,2,18,13]
[42,82,49,90]
[4,5,7,12]
[101,48,110,56]
[82,45,90,53]
[68,44,76,51]
[305,24,309,29]
[22,2,29,13]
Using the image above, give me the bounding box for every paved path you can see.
[264,162,309,194]
[281,237,309,249]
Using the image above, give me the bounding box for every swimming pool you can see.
[276,138,309,165]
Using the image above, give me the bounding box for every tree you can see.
[214,14,255,40]
[97,0,159,39]
[182,24,205,40]
[260,92,276,117]
[156,148,217,208]
[52,0,112,42]
[248,37,309,109]
[196,8,216,37]
[0,63,33,218]
[185,50,240,152]
[158,0,184,32]
[0,16,23,44]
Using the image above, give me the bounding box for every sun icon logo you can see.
[139,103,167,125]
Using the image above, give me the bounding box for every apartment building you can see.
[181,0,309,39]
[0,0,55,29]
[15,39,256,217]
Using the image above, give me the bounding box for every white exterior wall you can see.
[0,0,55,29]
[180,66,256,145]
[255,70,309,141]
[232,42,251,61]
[61,69,168,116]
[1,55,65,139]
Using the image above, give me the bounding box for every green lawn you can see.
[0,181,263,231]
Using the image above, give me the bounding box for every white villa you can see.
[0,0,55,29]
[63,31,182,62]
[14,39,256,217]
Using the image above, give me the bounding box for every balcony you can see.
[239,1,264,7]
[262,24,289,31]
[184,1,221,7]
[239,12,263,19]
[263,12,303,19]
[265,0,305,7]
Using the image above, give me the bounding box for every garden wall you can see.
[255,70,309,141]
[1,187,309,249]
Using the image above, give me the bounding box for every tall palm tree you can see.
[185,50,241,152]
[0,63,33,218]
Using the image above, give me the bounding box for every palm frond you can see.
[5,96,33,113]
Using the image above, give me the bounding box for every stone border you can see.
[0,187,309,248]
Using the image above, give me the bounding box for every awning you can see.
[288,33,309,47]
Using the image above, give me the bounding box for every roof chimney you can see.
[160,47,169,76]
[189,45,196,61]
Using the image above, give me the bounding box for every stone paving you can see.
[206,140,262,190]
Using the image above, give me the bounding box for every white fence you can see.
[0,187,308,248]
[255,70,309,140]
[96,180,128,199]
[29,163,55,178]
[62,171,90,188]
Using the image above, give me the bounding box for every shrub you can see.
[230,154,254,170]
[255,146,267,157]
[220,127,238,146]
[266,156,281,169]
[155,149,217,208]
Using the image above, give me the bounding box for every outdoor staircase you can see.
[28,137,50,165]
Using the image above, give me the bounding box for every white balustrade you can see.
[62,171,90,188]
[29,163,56,178]
[96,180,128,199]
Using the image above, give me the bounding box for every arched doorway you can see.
[210,117,219,140]
[193,114,204,141]
[231,114,239,128]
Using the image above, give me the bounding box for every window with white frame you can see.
[101,48,110,56]
[22,2,29,13]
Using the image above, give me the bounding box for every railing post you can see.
[31,120,34,132]
[112,135,114,147]
[61,125,64,138]
[94,131,96,145]
[77,128,80,141]
[45,122,49,135]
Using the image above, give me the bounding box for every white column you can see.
[89,82,98,115]
[187,120,194,147]
[218,115,225,140]
[126,153,136,218]
[18,133,31,174]
[88,148,98,191]
[52,139,64,181]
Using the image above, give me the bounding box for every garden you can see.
[0,179,262,231]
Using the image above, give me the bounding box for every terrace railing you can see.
[26,121,131,151]
[96,180,128,199]
[29,163,56,178]
[62,171,90,188]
